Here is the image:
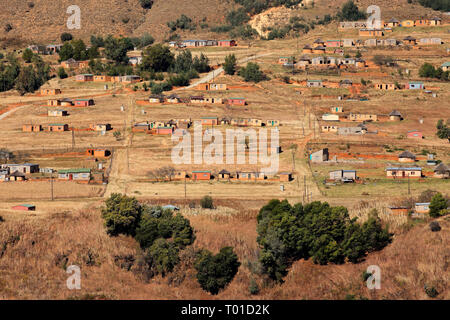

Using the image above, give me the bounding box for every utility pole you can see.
[184,176,187,203]
[72,130,75,149]
[303,175,306,203]
[50,171,54,201]
[408,173,411,195]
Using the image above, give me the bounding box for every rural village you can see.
[0,0,448,301]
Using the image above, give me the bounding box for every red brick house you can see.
[74,99,95,107]
[155,126,174,135]
[218,40,236,47]
[47,124,69,132]
[200,117,219,126]
[227,98,246,106]
[407,130,423,139]
[192,171,211,180]
[23,124,42,132]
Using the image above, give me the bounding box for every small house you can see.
[60,98,74,107]
[236,172,266,181]
[401,20,414,27]
[330,106,344,113]
[307,79,323,87]
[386,18,400,27]
[338,126,367,135]
[93,75,112,82]
[302,45,313,54]
[312,39,325,47]
[398,151,416,162]
[407,130,423,139]
[61,58,79,69]
[407,82,424,90]
[326,40,342,47]
[376,83,396,90]
[415,203,430,214]
[279,172,293,182]
[322,114,340,121]
[167,94,181,103]
[200,117,219,126]
[48,99,61,106]
[90,124,112,131]
[429,17,442,26]
[40,88,61,96]
[22,124,42,132]
[267,120,280,127]
[156,126,174,135]
[342,39,355,47]
[12,204,36,211]
[192,171,211,180]
[48,110,68,117]
[312,46,326,54]
[74,99,95,107]
[321,125,338,133]
[403,36,417,45]
[75,74,94,82]
[441,62,450,72]
[149,95,166,103]
[218,40,236,47]
[227,98,246,106]
[47,124,69,132]
[58,168,91,181]
[388,110,403,121]
[386,167,422,178]
[434,163,450,178]
[86,149,111,157]
[120,75,141,83]
[329,170,357,182]
[349,113,378,122]
[388,206,409,216]
[217,169,231,180]
[2,164,39,174]
[310,148,329,163]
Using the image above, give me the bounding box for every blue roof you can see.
[415,203,430,206]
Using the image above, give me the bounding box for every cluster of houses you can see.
[169,39,237,48]
[301,37,443,56]
[310,148,450,183]
[28,44,63,55]
[338,17,443,30]
[75,74,141,83]
[133,117,281,135]
[48,98,95,107]
[150,170,293,182]
[148,94,246,106]
[292,55,367,70]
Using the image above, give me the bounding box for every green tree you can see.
[337,1,367,21]
[238,62,267,83]
[141,44,175,72]
[139,0,154,9]
[22,48,34,63]
[200,195,214,209]
[102,193,143,236]
[223,54,237,75]
[429,193,448,218]
[15,65,39,95]
[59,42,74,61]
[145,238,180,276]
[194,247,241,295]
[71,39,87,61]
[60,32,73,42]
[57,67,68,79]
[419,63,436,78]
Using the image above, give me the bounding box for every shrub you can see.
[249,278,260,295]
[223,54,237,75]
[4,24,13,32]
[429,193,448,218]
[200,195,214,209]
[145,238,180,277]
[257,200,392,282]
[57,67,68,79]
[60,32,73,42]
[101,193,143,236]
[429,221,441,232]
[424,285,439,298]
[22,48,34,63]
[194,247,241,295]
[238,62,268,83]
[337,1,367,21]
[139,0,154,9]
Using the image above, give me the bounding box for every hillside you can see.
[0,0,447,46]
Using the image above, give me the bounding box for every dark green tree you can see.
[429,193,448,218]
[57,67,68,79]
[238,62,267,83]
[22,48,34,63]
[337,1,367,21]
[141,44,175,72]
[223,54,237,75]
[194,247,241,295]
[101,193,143,236]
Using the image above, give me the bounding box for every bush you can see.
[57,67,68,79]
[141,44,175,72]
[337,1,367,21]
[101,193,143,236]
[429,193,448,218]
[224,54,237,75]
[429,221,441,232]
[60,33,73,42]
[22,48,34,63]
[424,285,439,298]
[238,62,268,83]
[200,196,214,209]
[194,247,241,295]
[139,0,154,9]
[145,238,180,277]
[257,200,392,282]
[226,8,250,26]
[248,278,260,295]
